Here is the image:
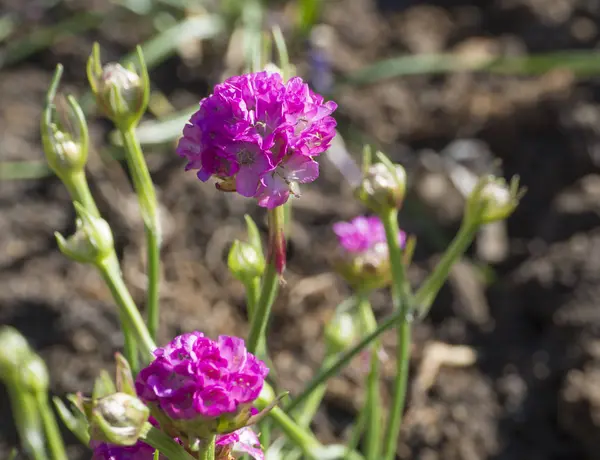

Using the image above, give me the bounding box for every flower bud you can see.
[355,152,406,214]
[465,175,524,226]
[331,216,405,292]
[0,327,32,379]
[228,240,266,283]
[41,65,89,180]
[325,311,357,354]
[55,202,114,265]
[87,43,149,129]
[87,393,150,446]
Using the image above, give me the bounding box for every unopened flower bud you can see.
[88,393,149,446]
[325,311,357,354]
[41,65,89,180]
[87,43,149,129]
[55,202,114,265]
[465,175,524,226]
[0,327,32,379]
[228,240,266,283]
[356,154,406,214]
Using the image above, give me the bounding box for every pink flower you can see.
[135,333,268,421]
[333,216,404,253]
[177,71,337,208]
[331,216,406,290]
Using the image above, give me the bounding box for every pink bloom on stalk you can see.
[333,216,405,253]
[135,333,269,420]
[176,71,337,208]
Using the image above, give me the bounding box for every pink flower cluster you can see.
[135,333,268,420]
[177,71,337,208]
[91,427,263,460]
[333,216,405,253]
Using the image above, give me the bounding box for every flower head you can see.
[135,333,268,436]
[177,71,337,208]
[331,216,405,290]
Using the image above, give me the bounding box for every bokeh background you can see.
[3,0,600,458]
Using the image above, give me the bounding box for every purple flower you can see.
[332,216,406,290]
[333,216,405,253]
[91,440,156,460]
[177,71,337,208]
[135,333,268,421]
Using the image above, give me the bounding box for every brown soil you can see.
[3,0,600,458]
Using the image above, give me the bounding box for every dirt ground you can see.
[3,0,600,458]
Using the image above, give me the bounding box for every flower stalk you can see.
[247,205,285,355]
[356,294,381,460]
[198,435,216,460]
[380,207,412,460]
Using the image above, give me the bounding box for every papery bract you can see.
[177,71,337,208]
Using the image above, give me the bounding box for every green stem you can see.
[64,170,100,217]
[247,206,285,354]
[120,126,161,342]
[294,354,338,427]
[198,435,216,460]
[6,382,47,460]
[345,404,367,460]
[382,320,411,460]
[357,294,381,460]
[98,254,156,363]
[145,227,160,340]
[245,276,261,319]
[380,209,412,460]
[35,393,67,460]
[286,308,404,413]
[269,407,320,458]
[142,424,195,460]
[414,221,478,318]
[116,302,139,373]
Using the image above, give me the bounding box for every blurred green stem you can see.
[98,253,156,364]
[414,221,478,318]
[35,392,67,460]
[245,277,261,318]
[120,126,161,342]
[286,307,404,413]
[6,382,47,460]
[380,208,412,460]
[357,293,381,460]
[293,354,338,427]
